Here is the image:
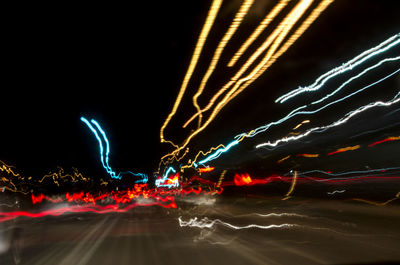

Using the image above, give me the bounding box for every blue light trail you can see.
[81,117,148,183]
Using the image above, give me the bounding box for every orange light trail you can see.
[327,145,361,156]
[191,0,254,128]
[160,0,223,146]
[198,166,215,173]
[277,155,291,163]
[296,153,320,158]
[283,171,297,200]
[368,136,400,147]
[183,0,314,131]
[227,0,291,67]
[160,1,333,167]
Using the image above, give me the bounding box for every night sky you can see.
[1,0,399,181]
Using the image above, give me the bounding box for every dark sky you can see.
[1,0,399,180]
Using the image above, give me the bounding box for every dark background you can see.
[1,0,399,181]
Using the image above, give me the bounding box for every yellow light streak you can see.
[0,160,21,178]
[39,167,88,186]
[283,170,297,200]
[160,0,223,146]
[298,153,319,158]
[182,0,313,133]
[293,119,310,130]
[228,0,291,67]
[217,170,227,188]
[216,0,334,122]
[191,0,254,128]
[353,192,400,206]
[277,155,291,163]
[161,0,333,166]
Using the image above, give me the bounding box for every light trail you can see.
[161,0,333,168]
[327,190,346,195]
[368,135,400,147]
[218,0,335,112]
[81,117,148,183]
[283,171,298,200]
[256,91,400,148]
[227,0,291,67]
[155,167,178,188]
[277,155,291,163]
[181,0,316,133]
[190,0,254,128]
[39,167,88,186]
[178,216,296,230]
[275,33,400,103]
[296,153,319,158]
[293,120,310,130]
[195,66,399,167]
[292,166,400,177]
[327,145,361,156]
[160,0,223,146]
[352,191,400,206]
[0,200,177,223]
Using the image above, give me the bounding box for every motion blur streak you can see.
[190,0,254,128]
[183,0,314,134]
[368,135,400,147]
[296,153,319,158]
[327,190,346,195]
[275,33,400,103]
[353,192,400,206]
[224,0,334,105]
[227,0,291,67]
[178,216,295,230]
[81,117,111,175]
[81,117,148,183]
[294,166,400,177]
[0,201,177,222]
[0,160,20,177]
[327,145,361,156]
[198,166,215,173]
[198,69,399,167]
[283,171,298,200]
[256,92,400,148]
[162,0,332,167]
[160,0,223,146]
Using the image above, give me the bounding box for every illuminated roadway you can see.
[1,197,400,265]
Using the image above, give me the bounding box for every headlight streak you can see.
[191,0,254,128]
[368,135,400,147]
[296,153,319,158]
[160,0,223,147]
[155,167,177,188]
[160,0,333,169]
[275,134,400,162]
[1,160,90,194]
[327,190,346,195]
[327,145,361,156]
[187,58,399,169]
[178,216,296,230]
[178,216,361,237]
[38,167,88,186]
[352,191,400,206]
[183,0,314,129]
[81,117,148,183]
[275,33,400,104]
[255,91,400,149]
[176,0,316,143]
[227,0,291,68]
[0,200,178,223]
[283,171,297,200]
[291,166,400,178]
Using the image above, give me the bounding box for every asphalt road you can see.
[1,196,400,265]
